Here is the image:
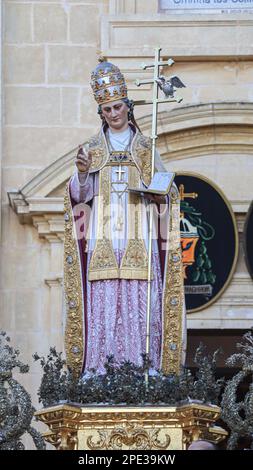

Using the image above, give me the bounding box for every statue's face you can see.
[101,100,128,132]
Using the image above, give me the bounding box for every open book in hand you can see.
[129,172,175,196]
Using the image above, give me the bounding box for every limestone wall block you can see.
[48,46,97,84]
[102,14,253,57]
[112,1,158,14]
[0,291,15,331]
[4,45,45,84]
[2,168,40,205]
[67,0,108,3]
[5,87,61,126]
[165,128,214,152]
[198,84,251,103]
[14,330,64,369]
[109,22,197,49]
[39,286,50,328]
[212,128,253,145]
[80,88,101,127]
[15,332,51,366]
[3,127,97,167]
[214,154,253,200]
[237,62,253,83]
[187,306,253,329]
[1,204,41,246]
[4,3,32,43]
[61,87,80,125]
[135,0,157,13]
[174,87,199,107]
[0,247,43,289]
[34,3,67,43]
[166,153,253,201]
[69,5,99,44]
[237,25,253,47]
[166,154,218,182]
[14,289,43,331]
[173,62,237,86]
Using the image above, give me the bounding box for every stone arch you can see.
[8,102,253,221]
[7,102,253,329]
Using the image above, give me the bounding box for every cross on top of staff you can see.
[134,47,184,109]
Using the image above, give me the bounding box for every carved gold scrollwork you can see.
[36,403,227,451]
[87,424,170,450]
[87,430,107,450]
[44,430,78,450]
[57,431,78,451]
[131,133,152,187]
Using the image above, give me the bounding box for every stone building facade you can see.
[1,0,253,421]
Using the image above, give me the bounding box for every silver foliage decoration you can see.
[0,331,45,450]
[221,329,253,450]
[34,347,224,407]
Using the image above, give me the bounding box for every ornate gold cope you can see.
[88,127,152,187]
[161,188,185,374]
[64,48,186,377]
[87,129,152,281]
[63,130,156,372]
[64,180,183,376]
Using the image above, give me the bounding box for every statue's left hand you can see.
[143,193,166,204]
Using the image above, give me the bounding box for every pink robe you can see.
[70,170,163,373]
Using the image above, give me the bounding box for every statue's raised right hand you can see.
[75,145,92,173]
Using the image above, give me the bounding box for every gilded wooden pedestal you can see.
[35,402,227,450]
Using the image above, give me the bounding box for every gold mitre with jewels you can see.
[90,57,128,105]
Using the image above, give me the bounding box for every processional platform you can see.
[35,402,227,450]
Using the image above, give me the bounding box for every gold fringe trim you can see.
[64,185,84,377]
[88,131,108,171]
[86,129,152,188]
[131,133,152,187]
[161,186,185,375]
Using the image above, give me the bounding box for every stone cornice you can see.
[101,13,253,59]
[145,103,253,161]
[32,215,64,242]
[142,102,253,134]
[8,192,64,224]
[11,145,77,200]
[45,275,63,287]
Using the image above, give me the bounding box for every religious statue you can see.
[64,54,186,377]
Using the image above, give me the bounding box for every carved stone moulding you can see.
[35,402,227,450]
